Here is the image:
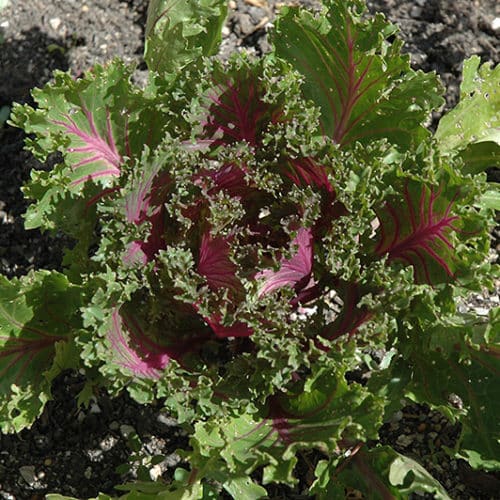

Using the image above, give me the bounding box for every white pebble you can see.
[491,17,500,32]
[396,434,414,448]
[49,17,62,30]
[149,464,163,481]
[89,402,102,414]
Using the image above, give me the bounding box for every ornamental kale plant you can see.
[2,0,499,497]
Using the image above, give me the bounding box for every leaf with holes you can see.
[436,56,500,174]
[145,0,227,77]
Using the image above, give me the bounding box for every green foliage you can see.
[2,0,499,498]
[435,55,500,174]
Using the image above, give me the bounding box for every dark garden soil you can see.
[0,0,498,498]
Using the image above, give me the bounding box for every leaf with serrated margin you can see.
[436,56,500,174]
[192,363,385,487]
[0,271,82,432]
[145,0,227,77]
[13,62,128,190]
[273,0,443,148]
[11,60,171,232]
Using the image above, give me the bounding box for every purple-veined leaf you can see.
[274,0,443,148]
[198,232,242,292]
[195,162,250,200]
[198,62,284,148]
[283,157,334,193]
[374,180,460,285]
[13,60,172,197]
[123,207,167,266]
[197,233,253,338]
[123,165,171,265]
[108,308,174,380]
[257,227,314,298]
[51,104,122,186]
[0,271,82,432]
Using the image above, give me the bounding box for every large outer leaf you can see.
[190,364,384,487]
[273,0,443,148]
[312,445,451,499]
[0,271,82,432]
[372,310,500,471]
[145,0,227,76]
[14,62,128,190]
[411,314,500,470]
[11,60,170,231]
[435,56,500,173]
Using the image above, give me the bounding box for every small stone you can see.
[164,453,181,467]
[491,17,500,32]
[44,458,52,466]
[433,424,442,432]
[49,17,62,30]
[417,423,426,433]
[222,25,230,37]
[410,6,422,18]
[392,410,403,422]
[86,449,104,462]
[157,413,178,427]
[120,424,135,438]
[81,4,89,12]
[89,402,102,414]
[0,20,9,28]
[396,434,414,448]
[236,13,254,37]
[19,465,37,486]
[84,466,92,479]
[476,306,490,316]
[149,464,163,481]
[109,420,120,430]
